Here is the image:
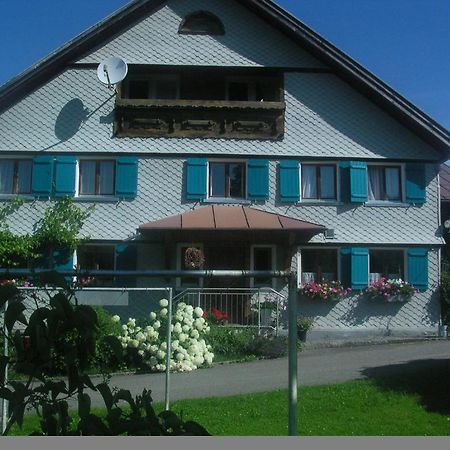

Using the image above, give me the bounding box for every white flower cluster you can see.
[113,299,214,373]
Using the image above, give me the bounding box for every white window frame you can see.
[366,162,405,204]
[368,247,407,283]
[297,246,340,288]
[207,159,248,201]
[76,158,116,198]
[298,161,340,204]
[0,157,33,197]
[176,243,204,288]
[250,244,277,289]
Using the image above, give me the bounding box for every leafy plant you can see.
[246,336,288,359]
[440,272,450,325]
[297,316,314,331]
[206,325,258,356]
[0,277,209,436]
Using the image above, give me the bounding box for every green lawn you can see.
[7,378,450,436]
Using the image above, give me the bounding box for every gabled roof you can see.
[440,164,450,201]
[0,0,449,157]
[139,205,326,231]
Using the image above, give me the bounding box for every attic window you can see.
[179,11,225,35]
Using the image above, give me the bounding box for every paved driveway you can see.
[80,340,450,408]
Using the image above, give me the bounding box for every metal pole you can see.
[287,274,298,436]
[1,300,8,434]
[164,288,173,411]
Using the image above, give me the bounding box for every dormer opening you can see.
[178,11,225,35]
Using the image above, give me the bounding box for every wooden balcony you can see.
[113,98,285,140]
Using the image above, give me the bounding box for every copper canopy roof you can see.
[139,205,325,231]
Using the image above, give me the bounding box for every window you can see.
[301,164,336,200]
[209,162,246,198]
[79,160,115,196]
[125,75,180,100]
[178,11,225,35]
[369,249,404,283]
[226,77,280,102]
[0,159,32,194]
[368,165,402,201]
[251,245,276,288]
[176,244,204,288]
[299,248,338,284]
[77,245,115,286]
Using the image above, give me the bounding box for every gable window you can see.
[301,164,336,200]
[226,76,280,102]
[0,159,32,195]
[79,160,115,196]
[178,11,225,35]
[368,165,402,201]
[209,162,246,199]
[369,249,404,283]
[299,248,338,285]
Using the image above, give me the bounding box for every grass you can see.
[7,378,450,436]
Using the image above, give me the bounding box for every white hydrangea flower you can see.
[160,308,168,317]
[122,324,128,331]
[191,329,200,339]
[128,339,139,348]
[138,350,145,356]
[173,323,182,334]
[175,352,184,361]
[150,356,157,366]
[157,350,166,360]
[178,302,186,310]
[127,318,136,328]
[182,324,190,332]
[136,332,146,342]
[160,342,167,351]
[153,320,161,330]
[179,333,187,342]
[111,315,121,323]
[194,319,204,331]
[194,307,203,318]
[159,298,169,308]
[149,312,157,320]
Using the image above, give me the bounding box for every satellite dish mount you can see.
[97,56,128,91]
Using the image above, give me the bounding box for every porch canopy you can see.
[139,205,325,237]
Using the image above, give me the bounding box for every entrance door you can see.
[204,245,248,288]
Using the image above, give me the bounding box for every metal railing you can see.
[172,287,287,333]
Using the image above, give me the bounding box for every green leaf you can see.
[0,284,20,309]
[159,410,182,432]
[114,389,136,411]
[80,374,96,391]
[78,414,110,436]
[0,355,9,385]
[183,421,211,436]
[0,387,13,401]
[5,301,27,332]
[102,335,124,362]
[67,364,79,394]
[78,393,91,419]
[96,383,113,411]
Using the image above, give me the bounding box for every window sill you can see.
[364,201,410,208]
[295,200,343,206]
[202,197,251,205]
[75,196,120,203]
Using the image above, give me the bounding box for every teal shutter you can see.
[407,248,428,291]
[186,158,207,200]
[116,157,138,199]
[405,163,426,204]
[32,155,54,197]
[279,160,300,202]
[248,159,269,201]
[54,156,76,198]
[351,247,369,290]
[349,162,368,203]
[116,243,137,287]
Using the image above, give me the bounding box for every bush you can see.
[441,272,450,325]
[206,325,258,356]
[247,336,288,359]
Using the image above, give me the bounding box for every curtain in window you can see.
[80,161,96,194]
[385,168,400,200]
[17,160,32,193]
[320,166,335,198]
[0,160,14,194]
[368,167,383,200]
[99,161,114,195]
[302,166,317,198]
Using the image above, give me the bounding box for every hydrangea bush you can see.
[299,280,351,302]
[363,278,416,302]
[113,299,214,373]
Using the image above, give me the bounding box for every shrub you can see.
[247,336,288,359]
[116,300,214,373]
[206,325,258,356]
[441,272,450,325]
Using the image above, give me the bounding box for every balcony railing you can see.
[114,98,285,140]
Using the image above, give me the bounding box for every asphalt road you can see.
[80,340,450,408]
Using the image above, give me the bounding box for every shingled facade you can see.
[1,0,450,339]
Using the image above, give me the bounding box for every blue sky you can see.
[1,0,449,131]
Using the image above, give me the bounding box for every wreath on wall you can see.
[184,247,205,269]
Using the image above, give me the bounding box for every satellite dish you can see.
[97,56,128,88]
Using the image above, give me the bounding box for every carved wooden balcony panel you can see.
[114,99,285,140]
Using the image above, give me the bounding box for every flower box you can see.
[299,280,351,302]
[362,278,416,302]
